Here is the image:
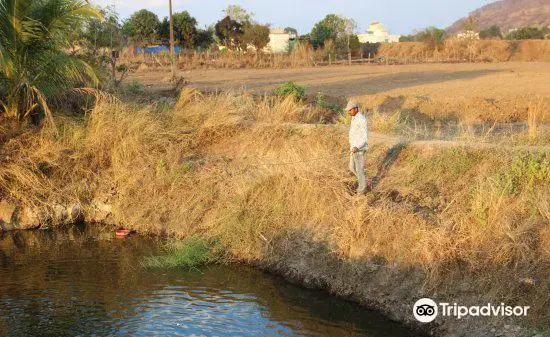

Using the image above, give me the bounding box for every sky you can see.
[90,0,496,35]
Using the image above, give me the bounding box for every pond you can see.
[0,226,421,337]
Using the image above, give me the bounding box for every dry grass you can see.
[527,99,544,140]
[358,93,550,126]
[121,40,550,71]
[121,43,326,71]
[0,91,549,325]
[378,39,550,63]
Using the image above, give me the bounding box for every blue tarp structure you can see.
[134,45,182,55]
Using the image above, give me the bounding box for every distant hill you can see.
[447,0,550,33]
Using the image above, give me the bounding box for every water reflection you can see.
[0,226,420,337]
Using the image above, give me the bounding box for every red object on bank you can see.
[115,229,131,238]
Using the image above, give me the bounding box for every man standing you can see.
[347,101,368,195]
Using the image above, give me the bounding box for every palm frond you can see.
[0,0,101,121]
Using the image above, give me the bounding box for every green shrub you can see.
[125,80,144,95]
[496,153,550,195]
[479,25,502,40]
[143,236,213,269]
[315,92,342,114]
[274,81,306,100]
[506,27,545,40]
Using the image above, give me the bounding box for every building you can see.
[357,22,400,43]
[265,28,297,53]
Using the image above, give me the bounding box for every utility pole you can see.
[169,0,176,80]
[110,1,116,87]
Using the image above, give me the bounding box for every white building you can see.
[265,28,296,53]
[357,22,400,43]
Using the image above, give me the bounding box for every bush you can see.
[496,153,550,195]
[420,27,446,50]
[274,81,306,100]
[334,34,361,58]
[398,27,446,49]
[125,80,144,94]
[479,25,502,40]
[316,92,342,114]
[506,27,545,40]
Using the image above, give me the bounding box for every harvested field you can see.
[126,62,550,125]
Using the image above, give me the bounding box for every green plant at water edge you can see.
[0,0,101,123]
[143,236,213,269]
[274,81,305,101]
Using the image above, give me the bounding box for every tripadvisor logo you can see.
[413,298,438,323]
[413,298,530,323]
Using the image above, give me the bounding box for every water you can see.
[0,226,420,337]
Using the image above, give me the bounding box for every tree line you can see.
[400,22,550,46]
[114,5,272,52]
[80,5,367,57]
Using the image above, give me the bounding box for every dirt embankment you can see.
[0,91,548,337]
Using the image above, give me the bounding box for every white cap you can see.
[345,100,359,111]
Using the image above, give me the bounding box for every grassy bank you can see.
[0,90,548,335]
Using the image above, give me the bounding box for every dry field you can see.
[126,62,550,124]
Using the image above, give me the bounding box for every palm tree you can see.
[0,0,101,124]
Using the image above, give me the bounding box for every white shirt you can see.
[349,112,368,151]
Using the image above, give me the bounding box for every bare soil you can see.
[126,62,550,124]
[126,62,550,99]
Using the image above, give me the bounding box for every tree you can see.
[506,27,545,40]
[125,9,160,45]
[343,17,357,61]
[461,14,479,32]
[479,25,502,40]
[300,33,311,41]
[399,35,414,42]
[223,5,253,24]
[215,16,244,50]
[310,14,346,48]
[242,23,270,52]
[417,27,446,50]
[284,27,298,36]
[80,6,122,55]
[0,0,101,123]
[78,6,125,88]
[159,17,170,40]
[195,27,215,50]
[172,11,198,48]
[335,34,360,57]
